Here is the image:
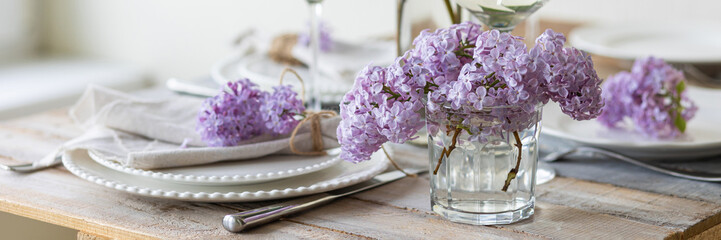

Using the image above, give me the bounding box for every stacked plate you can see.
[569,24,721,64]
[543,25,721,160]
[62,148,389,202]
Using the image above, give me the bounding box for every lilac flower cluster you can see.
[338,22,605,162]
[598,57,697,138]
[535,31,604,120]
[260,85,305,136]
[337,66,425,162]
[298,21,333,52]
[197,79,305,147]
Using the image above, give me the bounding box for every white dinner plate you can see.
[87,148,342,186]
[570,24,721,64]
[211,40,395,104]
[62,149,389,202]
[213,53,350,104]
[542,86,721,160]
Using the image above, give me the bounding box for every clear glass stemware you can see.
[305,0,323,111]
[459,0,547,32]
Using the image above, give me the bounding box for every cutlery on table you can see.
[541,146,721,182]
[0,156,62,173]
[222,167,427,233]
[676,63,721,88]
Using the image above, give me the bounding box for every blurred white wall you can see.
[41,0,398,82]
[0,0,39,63]
[539,0,721,26]
[36,0,721,83]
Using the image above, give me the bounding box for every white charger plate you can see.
[570,24,721,64]
[87,148,342,186]
[542,86,721,160]
[62,149,389,202]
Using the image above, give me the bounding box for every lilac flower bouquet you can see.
[598,57,697,139]
[337,22,604,225]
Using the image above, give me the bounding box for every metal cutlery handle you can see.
[222,168,427,233]
[223,193,334,232]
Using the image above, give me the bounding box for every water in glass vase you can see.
[427,104,541,225]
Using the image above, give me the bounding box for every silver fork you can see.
[541,146,721,182]
[674,63,721,88]
[0,156,62,173]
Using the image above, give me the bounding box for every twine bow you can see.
[289,110,337,156]
[279,68,336,156]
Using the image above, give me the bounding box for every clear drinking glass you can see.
[427,103,542,225]
[460,0,555,185]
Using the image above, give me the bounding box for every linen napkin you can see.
[36,85,340,169]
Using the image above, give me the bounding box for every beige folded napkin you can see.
[35,85,340,169]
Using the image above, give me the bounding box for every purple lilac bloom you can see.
[533,29,604,120]
[197,79,265,147]
[337,66,390,162]
[337,22,605,162]
[597,72,635,127]
[599,56,697,138]
[261,85,306,135]
[337,63,426,162]
[298,20,333,52]
[409,21,483,105]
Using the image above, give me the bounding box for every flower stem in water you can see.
[433,127,462,175]
[502,131,523,192]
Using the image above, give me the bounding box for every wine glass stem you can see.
[308,1,322,111]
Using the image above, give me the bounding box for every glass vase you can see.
[427,103,542,225]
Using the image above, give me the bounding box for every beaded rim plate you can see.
[543,86,721,160]
[63,149,389,202]
[570,24,721,64]
[87,148,343,186]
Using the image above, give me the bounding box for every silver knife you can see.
[222,168,427,232]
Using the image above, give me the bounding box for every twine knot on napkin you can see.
[290,110,337,156]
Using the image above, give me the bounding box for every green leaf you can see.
[676,80,686,94]
[674,111,687,133]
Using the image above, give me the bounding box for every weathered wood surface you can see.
[1,108,721,240]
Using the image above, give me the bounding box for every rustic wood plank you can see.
[513,202,675,240]
[77,232,111,240]
[284,197,546,239]
[537,177,721,230]
[690,222,721,240]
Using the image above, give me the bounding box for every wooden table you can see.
[0,105,720,240]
